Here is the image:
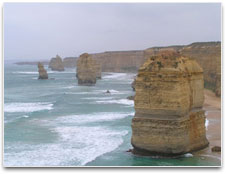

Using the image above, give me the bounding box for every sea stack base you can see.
[131,110,209,156]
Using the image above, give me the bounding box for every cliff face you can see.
[76,53,101,85]
[63,57,77,68]
[49,55,65,71]
[131,51,208,156]
[180,42,221,97]
[91,42,221,96]
[38,62,48,79]
[91,50,144,72]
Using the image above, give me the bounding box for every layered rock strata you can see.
[131,50,209,156]
[76,53,101,85]
[38,62,48,79]
[49,55,65,71]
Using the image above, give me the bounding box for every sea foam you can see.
[4,102,53,113]
[96,99,134,106]
[54,112,134,124]
[4,126,128,166]
[205,118,209,130]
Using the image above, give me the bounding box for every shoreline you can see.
[192,89,221,164]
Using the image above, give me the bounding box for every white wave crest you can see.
[65,89,128,95]
[205,118,209,130]
[4,102,53,113]
[55,112,134,124]
[82,97,115,100]
[96,99,134,106]
[103,73,135,80]
[183,153,193,158]
[12,71,38,74]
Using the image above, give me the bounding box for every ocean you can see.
[3,62,220,167]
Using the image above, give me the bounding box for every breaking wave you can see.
[4,102,53,113]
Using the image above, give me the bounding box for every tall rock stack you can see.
[49,55,65,71]
[76,53,101,85]
[131,50,209,156]
[38,62,48,79]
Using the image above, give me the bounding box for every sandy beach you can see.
[193,89,221,165]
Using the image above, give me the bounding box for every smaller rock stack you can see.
[38,62,48,79]
[49,55,65,71]
[76,53,101,85]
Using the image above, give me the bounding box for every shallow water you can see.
[4,63,220,167]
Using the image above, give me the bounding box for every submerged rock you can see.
[106,90,111,94]
[49,55,64,71]
[127,95,134,100]
[38,62,48,79]
[131,50,209,156]
[76,53,101,85]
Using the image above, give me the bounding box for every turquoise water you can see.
[4,63,220,167]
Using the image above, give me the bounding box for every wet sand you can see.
[193,89,221,165]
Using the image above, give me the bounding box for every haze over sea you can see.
[3,62,220,166]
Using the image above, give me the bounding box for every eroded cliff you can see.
[131,50,209,156]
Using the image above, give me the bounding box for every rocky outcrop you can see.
[38,62,48,79]
[49,55,65,71]
[63,57,77,68]
[76,53,101,85]
[127,95,135,100]
[211,146,221,152]
[131,50,209,156]
[131,79,136,91]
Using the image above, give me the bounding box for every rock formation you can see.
[131,79,136,91]
[131,50,209,156]
[76,53,101,85]
[38,62,48,79]
[49,55,65,71]
[127,95,134,100]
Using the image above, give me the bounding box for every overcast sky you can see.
[4,3,221,61]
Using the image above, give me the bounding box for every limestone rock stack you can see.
[49,55,65,71]
[131,50,209,156]
[38,62,48,79]
[76,53,101,85]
